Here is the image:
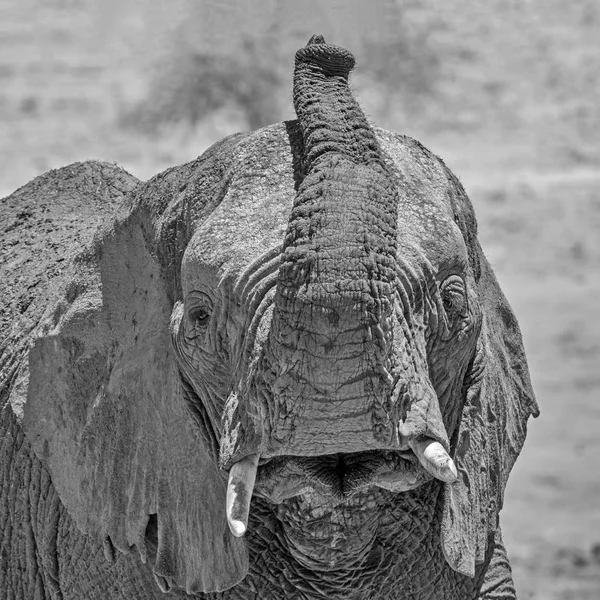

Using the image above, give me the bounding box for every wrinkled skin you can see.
[0,38,538,599]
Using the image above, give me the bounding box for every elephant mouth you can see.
[253,450,432,505]
[224,439,457,537]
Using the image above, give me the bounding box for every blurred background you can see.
[1,0,599,597]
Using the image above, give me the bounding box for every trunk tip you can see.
[307,34,326,46]
[296,34,355,77]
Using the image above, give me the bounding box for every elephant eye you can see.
[439,275,468,333]
[185,293,213,339]
[189,307,211,329]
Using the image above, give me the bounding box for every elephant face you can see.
[172,141,481,476]
[14,37,538,597]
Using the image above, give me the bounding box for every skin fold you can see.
[0,36,538,599]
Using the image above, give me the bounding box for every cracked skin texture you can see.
[1,39,537,600]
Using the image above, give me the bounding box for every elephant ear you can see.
[20,159,248,593]
[441,243,539,577]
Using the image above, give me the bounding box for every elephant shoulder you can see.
[0,161,139,404]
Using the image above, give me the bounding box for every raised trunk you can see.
[264,36,404,456]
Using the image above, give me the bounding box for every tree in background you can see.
[114,0,440,132]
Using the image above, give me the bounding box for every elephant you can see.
[0,36,538,599]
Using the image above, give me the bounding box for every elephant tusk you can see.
[409,437,458,483]
[226,454,260,537]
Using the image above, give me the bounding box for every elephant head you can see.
[12,36,538,596]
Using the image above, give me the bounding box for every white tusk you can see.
[226,454,260,537]
[409,437,458,483]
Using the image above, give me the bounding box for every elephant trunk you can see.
[292,34,383,168]
[265,36,404,455]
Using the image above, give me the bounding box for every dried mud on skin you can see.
[0,163,138,403]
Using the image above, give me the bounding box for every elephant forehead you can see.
[182,181,293,289]
[181,182,467,293]
[395,203,468,272]
[180,124,470,292]
[376,130,470,270]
